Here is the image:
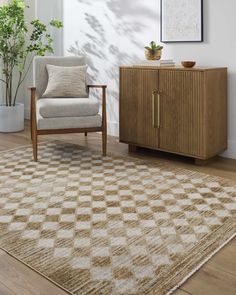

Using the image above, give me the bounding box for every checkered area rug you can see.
[0,141,236,295]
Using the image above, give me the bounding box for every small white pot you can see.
[0,103,24,133]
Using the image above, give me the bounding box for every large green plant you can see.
[0,0,63,106]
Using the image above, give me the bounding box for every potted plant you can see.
[0,0,62,133]
[145,41,163,60]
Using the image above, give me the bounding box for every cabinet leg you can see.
[194,158,213,166]
[129,145,137,153]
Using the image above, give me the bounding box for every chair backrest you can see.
[33,56,86,98]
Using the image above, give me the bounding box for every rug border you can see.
[0,140,74,294]
[0,140,236,295]
[166,232,236,295]
[0,139,50,156]
[0,246,73,295]
[1,233,236,295]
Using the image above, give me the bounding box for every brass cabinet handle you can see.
[157,91,161,129]
[152,90,157,128]
[152,90,161,128]
[152,90,155,127]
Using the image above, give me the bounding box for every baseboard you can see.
[221,140,236,159]
[24,108,30,120]
[107,121,119,137]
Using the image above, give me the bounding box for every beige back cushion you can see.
[33,56,88,99]
[42,65,88,98]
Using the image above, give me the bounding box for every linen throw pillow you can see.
[42,64,88,98]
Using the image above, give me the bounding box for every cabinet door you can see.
[159,70,205,157]
[120,68,159,148]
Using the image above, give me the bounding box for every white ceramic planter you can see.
[0,103,24,133]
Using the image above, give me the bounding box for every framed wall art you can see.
[161,0,203,43]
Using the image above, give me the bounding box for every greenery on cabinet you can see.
[144,41,163,60]
[0,0,63,106]
[144,41,163,52]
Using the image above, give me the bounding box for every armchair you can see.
[29,56,107,162]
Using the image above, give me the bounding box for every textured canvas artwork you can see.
[161,0,203,42]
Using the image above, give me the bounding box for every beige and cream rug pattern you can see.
[0,141,236,295]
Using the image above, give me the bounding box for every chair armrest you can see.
[28,86,37,133]
[87,85,107,130]
[87,84,107,89]
[28,86,37,106]
[28,86,36,91]
[28,87,37,103]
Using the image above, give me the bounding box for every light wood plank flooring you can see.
[0,121,235,295]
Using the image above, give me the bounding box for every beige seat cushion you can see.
[37,114,102,130]
[42,64,88,98]
[37,98,99,118]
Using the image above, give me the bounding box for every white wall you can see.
[63,0,159,136]
[16,0,236,159]
[36,0,63,56]
[62,0,236,159]
[24,0,63,118]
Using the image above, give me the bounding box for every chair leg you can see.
[85,132,88,137]
[102,130,107,156]
[31,120,33,141]
[32,131,38,162]
[30,113,34,141]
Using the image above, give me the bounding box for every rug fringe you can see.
[0,247,73,295]
[166,232,236,295]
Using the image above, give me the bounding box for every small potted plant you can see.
[145,41,163,60]
[0,0,62,133]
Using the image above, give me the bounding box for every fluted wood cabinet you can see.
[119,66,227,162]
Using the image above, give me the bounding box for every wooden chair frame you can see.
[29,85,107,162]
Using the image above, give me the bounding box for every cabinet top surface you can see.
[120,66,227,71]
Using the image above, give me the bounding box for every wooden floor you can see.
[0,120,236,295]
